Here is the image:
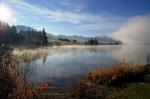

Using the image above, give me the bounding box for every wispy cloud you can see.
[3,0,95,24]
[60,0,85,12]
[75,17,126,31]
[2,0,128,35]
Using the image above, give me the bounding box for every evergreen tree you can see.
[0,21,48,46]
[85,38,98,45]
[11,25,17,34]
[42,28,48,46]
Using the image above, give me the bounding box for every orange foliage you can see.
[39,77,53,91]
[40,82,49,91]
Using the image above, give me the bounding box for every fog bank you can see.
[112,15,150,44]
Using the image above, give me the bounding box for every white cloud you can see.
[112,15,150,44]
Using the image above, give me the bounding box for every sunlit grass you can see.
[86,62,150,86]
[13,47,50,63]
[13,47,49,56]
[0,50,33,98]
[0,47,54,98]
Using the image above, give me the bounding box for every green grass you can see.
[108,83,150,99]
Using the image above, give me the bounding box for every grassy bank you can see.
[69,62,150,99]
[80,61,150,99]
[86,62,150,86]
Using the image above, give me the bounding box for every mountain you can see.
[16,25,35,33]
[15,25,121,44]
[56,35,121,44]
[94,36,121,44]
[57,35,89,43]
[46,33,57,40]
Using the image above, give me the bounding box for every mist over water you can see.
[23,45,150,87]
[112,15,150,44]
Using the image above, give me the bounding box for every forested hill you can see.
[0,21,48,46]
[0,21,121,47]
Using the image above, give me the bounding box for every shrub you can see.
[0,45,35,99]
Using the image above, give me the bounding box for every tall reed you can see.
[87,62,150,86]
[0,45,36,99]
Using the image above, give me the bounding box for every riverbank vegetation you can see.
[71,58,150,99]
[0,45,150,98]
[0,45,53,99]
[86,61,150,86]
[0,45,33,99]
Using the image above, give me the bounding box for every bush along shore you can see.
[0,44,34,99]
[0,45,57,99]
[87,61,150,86]
[71,59,150,99]
[0,44,150,99]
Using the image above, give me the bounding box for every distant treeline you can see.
[0,21,48,46]
[85,38,99,45]
[58,38,71,42]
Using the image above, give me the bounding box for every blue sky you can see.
[0,0,150,36]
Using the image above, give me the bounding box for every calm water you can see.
[25,45,150,87]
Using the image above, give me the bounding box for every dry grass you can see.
[86,61,150,86]
[0,47,37,99]
[0,46,60,99]
[13,47,49,56]
[13,47,49,62]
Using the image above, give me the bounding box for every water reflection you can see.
[22,45,150,87]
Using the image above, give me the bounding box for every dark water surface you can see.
[25,45,150,87]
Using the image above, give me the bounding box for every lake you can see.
[23,45,150,87]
